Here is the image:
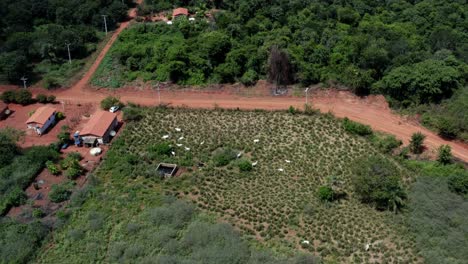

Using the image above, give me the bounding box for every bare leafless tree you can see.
[267,46,293,94]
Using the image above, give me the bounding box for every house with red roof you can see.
[26,106,57,135]
[173,7,189,18]
[80,111,118,146]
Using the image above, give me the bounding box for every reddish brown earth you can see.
[0,0,467,163]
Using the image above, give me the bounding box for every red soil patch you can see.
[0,102,96,148]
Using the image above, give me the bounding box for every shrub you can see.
[49,182,73,203]
[148,142,172,156]
[0,90,16,103]
[448,174,468,195]
[0,90,32,105]
[352,156,406,212]
[437,145,452,165]
[123,107,144,121]
[437,117,459,139]
[101,96,124,110]
[343,117,373,136]
[36,94,48,103]
[46,161,60,175]
[65,161,82,180]
[213,148,237,167]
[317,185,334,202]
[67,152,82,161]
[47,95,56,103]
[56,112,65,120]
[237,159,253,172]
[409,132,426,154]
[32,208,45,218]
[14,89,33,105]
[372,134,402,154]
[288,106,297,115]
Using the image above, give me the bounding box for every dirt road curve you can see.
[1,0,467,163]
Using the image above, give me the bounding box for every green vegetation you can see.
[100,96,124,110]
[352,156,406,212]
[317,186,334,202]
[409,132,426,154]
[342,117,373,136]
[49,182,74,203]
[43,107,418,262]
[0,0,131,86]
[409,175,468,264]
[0,129,60,214]
[0,89,33,105]
[0,219,48,263]
[97,0,466,97]
[437,145,452,165]
[419,87,468,141]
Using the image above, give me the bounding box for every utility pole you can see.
[20,76,27,89]
[66,43,72,64]
[102,15,108,35]
[156,82,161,105]
[305,87,310,105]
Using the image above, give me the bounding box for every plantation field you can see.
[39,107,420,263]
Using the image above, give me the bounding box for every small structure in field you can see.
[26,106,57,135]
[156,163,178,179]
[80,111,118,147]
[173,7,189,18]
[0,102,9,120]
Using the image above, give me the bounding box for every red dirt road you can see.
[1,0,467,163]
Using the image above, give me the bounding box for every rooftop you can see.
[173,7,189,17]
[80,111,117,137]
[26,106,56,125]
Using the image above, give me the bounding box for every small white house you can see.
[26,106,57,135]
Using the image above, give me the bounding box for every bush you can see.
[49,182,73,203]
[14,89,33,105]
[437,145,452,165]
[237,159,253,172]
[46,161,60,175]
[0,90,16,103]
[352,156,406,212]
[371,134,402,154]
[342,117,373,136]
[56,112,65,120]
[65,161,82,180]
[0,90,32,105]
[101,96,124,110]
[123,107,144,121]
[36,94,48,103]
[409,132,426,154]
[47,95,56,103]
[317,185,334,202]
[213,148,237,167]
[148,142,172,156]
[437,117,460,139]
[448,174,468,195]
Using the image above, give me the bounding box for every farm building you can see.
[26,106,57,135]
[0,102,9,120]
[173,7,189,18]
[80,111,118,146]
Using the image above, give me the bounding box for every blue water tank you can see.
[74,131,81,145]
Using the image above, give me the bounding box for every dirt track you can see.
[1,0,467,163]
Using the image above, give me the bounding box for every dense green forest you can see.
[0,0,131,87]
[93,0,468,140]
[98,0,467,98]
